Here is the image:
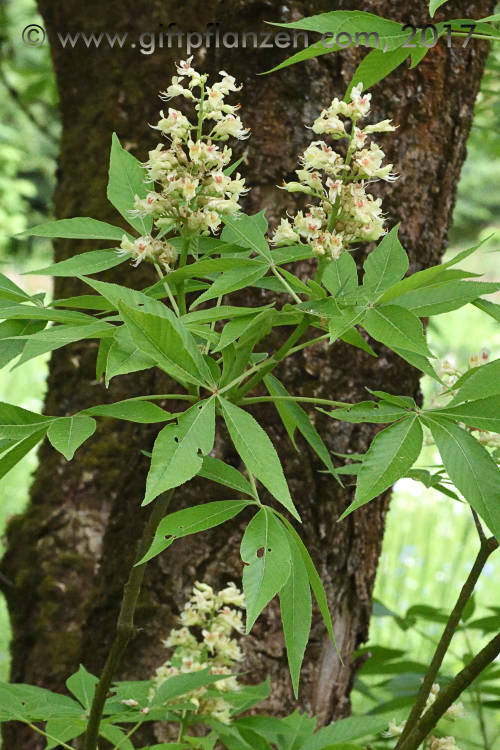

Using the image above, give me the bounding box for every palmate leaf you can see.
[138,499,252,564]
[0,430,47,482]
[424,415,500,540]
[362,225,408,298]
[240,508,291,631]
[341,416,423,518]
[47,415,97,460]
[144,398,216,505]
[108,132,153,235]
[219,397,300,520]
[0,401,53,440]
[118,302,214,388]
[280,531,312,697]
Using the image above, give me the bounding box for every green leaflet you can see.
[151,668,232,706]
[280,531,312,697]
[0,430,46,482]
[277,518,336,647]
[240,508,291,631]
[322,253,358,297]
[219,397,300,521]
[424,415,500,540]
[118,302,214,387]
[363,305,432,358]
[0,272,33,303]
[390,280,500,317]
[144,399,216,505]
[301,713,404,750]
[348,46,413,94]
[13,321,113,367]
[428,396,500,434]
[138,499,251,564]
[341,416,423,518]
[429,0,450,16]
[221,212,272,262]
[320,400,409,424]
[362,226,408,297]
[264,375,337,477]
[449,358,500,405]
[81,398,173,423]
[45,718,87,749]
[66,665,98,711]
[47,415,97,460]
[105,327,156,384]
[0,304,93,324]
[0,401,53,440]
[192,263,269,308]
[108,132,153,235]
[379,238,490,303]
[0,682,83,722]
[198,456,256,497]
[27,248,128,277]
[20,217,128,241]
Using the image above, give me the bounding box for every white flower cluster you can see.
[384,685,465,747]
[430,737,462,750]
[150,581,245,725]
[272,82,397,260]
[118,57,249,268]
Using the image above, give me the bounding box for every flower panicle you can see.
[118,56,249,270]
[150,581,246,725]
[272,81,398,260]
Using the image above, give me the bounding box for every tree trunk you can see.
[1,0,493,747]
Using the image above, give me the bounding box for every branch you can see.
[398,631,500,750]
[396,530,498,748]
[83,488,175,750]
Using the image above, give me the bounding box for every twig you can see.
[398,631,500,750]
[83,488,175,750]
[396,527,498,748]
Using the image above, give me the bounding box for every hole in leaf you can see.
[256,547,265,558]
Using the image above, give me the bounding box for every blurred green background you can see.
[0,0,499,747]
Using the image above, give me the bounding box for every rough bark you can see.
[1,0,493,747]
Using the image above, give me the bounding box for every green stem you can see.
[83,489,176,750]
[25,722,75,750]
[112,719,144,750]
[240,395,351,408]
[396,523,498,749]
[154,262,180,317]
[177,237,190,317]
[231,319,309,401]
[271,265,303,304]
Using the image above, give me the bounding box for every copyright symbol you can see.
[22,24,46,46]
